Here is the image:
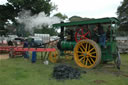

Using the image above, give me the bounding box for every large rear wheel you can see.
[74,39,101,69]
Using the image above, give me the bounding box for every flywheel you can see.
[75,27,91,42]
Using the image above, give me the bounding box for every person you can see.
[23,39,29,59]
[66,29,74,41]
[32,51,37,63]
[13,40,18,47]
[93,26,99,42]
[96,24,106,48]
[30,38,37,63]
[8,40,13,46]
[106,25,113,41]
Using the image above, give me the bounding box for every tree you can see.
[0,4,16,35]
[54,12,68,20]
[34,26,58,36]
[69,16,90,22]
[7,0,56,16]
[69,16,83,22]
[117,0,128,32]
[0,0,57,36]
[0,4,16,23]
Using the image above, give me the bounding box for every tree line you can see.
[0,0,128,36]
[0,0,67,36]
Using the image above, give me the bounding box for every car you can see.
[28,37,44,48]
[34,38,44,48]
[14,37,25,45]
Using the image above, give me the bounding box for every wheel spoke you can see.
[81,43,85,49]
[77,33,82,37]
[79,47,84,52]
[83,56,86,64]
[54,53,56,57]
[79,56,84,61]
[85,58,88,65]
[90,56,96,58]
[84,31,89,36]
[90,57,95,64]
[88,48,95,53]
[90,51,96,55]
[88,58,92,65]
[80,38,83,41]
[79,54,84,57]
[77,37,81,41]
[88,53,96,58]
[77,51,83,53]
[84,37,88,39]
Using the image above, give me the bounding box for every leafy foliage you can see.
[54,12,68,20]
[0,0,57,36]
[7,0,56,16]
[69,16,83,22]
[117,0,128,32]
[0,4,16,35]
[69,16,90,22]
[34,26,58,36]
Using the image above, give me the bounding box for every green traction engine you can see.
[49,17,121,69]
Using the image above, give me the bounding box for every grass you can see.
[0,54,128,85]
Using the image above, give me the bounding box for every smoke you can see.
[17,10,61,33]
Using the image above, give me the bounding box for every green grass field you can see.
[0,54,128,85]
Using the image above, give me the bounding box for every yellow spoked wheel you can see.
[74,39,101,69]
[48,49,59,63]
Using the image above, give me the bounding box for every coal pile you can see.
[53,64,81,80]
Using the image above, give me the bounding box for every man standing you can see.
[97,24,106,48]
[8,40,14,46]
[23,39,29,59]
[31,38,37,63]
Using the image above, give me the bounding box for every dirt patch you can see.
[0,54,9,60]
[93,80,106,84]
[122,73,128,77]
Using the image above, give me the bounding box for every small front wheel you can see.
[48,49,59,63]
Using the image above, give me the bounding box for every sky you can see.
[0,0,123,18]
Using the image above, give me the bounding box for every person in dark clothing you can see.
[23,39,29,48]
[30,38,37,63]
[97,24,105,35]
[96,24,106,48]
[8,40,13,46]
[93,26,99,42]
[23,39,29,59]
[32,51,37,63]
[106,25,113,41]
[66,29,74,41]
